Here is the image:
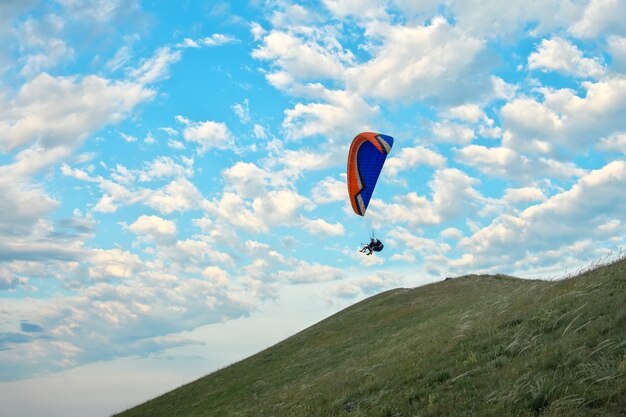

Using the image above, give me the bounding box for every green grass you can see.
[115,257,626,417]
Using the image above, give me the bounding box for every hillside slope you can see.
[115,258,626,417]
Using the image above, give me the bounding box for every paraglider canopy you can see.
[347,132,394,216]
[347,132,394,256]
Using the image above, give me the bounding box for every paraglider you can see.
[360,236,384,255]
[346,132,394,255]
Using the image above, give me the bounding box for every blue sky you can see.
[1,0,625,416]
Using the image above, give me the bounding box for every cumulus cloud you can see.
[322,0,387,18]
[62,159,204,216]
[444,104,487,123]
[450,0,585,37]
[570,0,626,38]
[328,271,403,300]
[384,146,446,178]
[432,121,475,144]
[607,36,626,73]
[17,15,75,78]
[204,186,313,234]
[176,116,235,154]
[0,176,58,236]
[145,178,204,215]
[88,248,142,280]
[57,0,142,23]
[277,261,345,284]
[252,24,352,84]
[223,162,270,199]
[447,161,626,273]
[282,88,379,140]
[387,226,450,262]
[346,17,491,104]
[311,176,345,204]
[528,37,605,78]
[455,145,587,182]
[0,73,154,153]
[369,168,481,228]
[0,276,252,379]
[598,132,626,154]
[503,187,547,204]
[501,77,626,156]
[128,215,177,243]
[301,218,345,236]
[137,156,194,182]
[202,266,230,285]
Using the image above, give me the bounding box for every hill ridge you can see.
[115,257,626,417]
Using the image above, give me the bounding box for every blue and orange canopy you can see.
[347,132,394,216]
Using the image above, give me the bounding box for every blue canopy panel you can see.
[347,133,394,216]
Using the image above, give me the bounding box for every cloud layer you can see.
[1,0,625,387]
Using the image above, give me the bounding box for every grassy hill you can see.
[115,257,626,417]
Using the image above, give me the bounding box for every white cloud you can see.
[178,34,237,49]
[432,121,475,144]
[444,104,486,123]
[388,226,449,259]
[177,116,235,154]
[120,132,138,143]
[250,22,266,41]
[223,162,269,199]
[369,192,438,228]
[570,0,626,38]
[501,77,626,156]
[449,161,626,272]
[598,132,626,154]
[1,275,252,379]
[322,0,387,18]
[204,193,267,233]
[269,3,320,28]
[369,168,480,228]
[252,190,313,227]
[128,215,177,243]
[441,0,587,38]
[528,37,605,78]
[88,249,142,280]
[253,124,268,139]
[346,17,490,104]
[384,146,446,178]
[282,88,379,140]
[105,45,133,72]
[137,156,194,182]
[58,0,142,23]
[18,15,74,78]
[273,146,341,179]
[201,33,237,47]
[145,178,204,215]
[456,145,587,181]
[252,28,350,83]
[202,266,229,286]
[441,227,464,241]
[311,176,345,204]
[327,271,402,300]
[277,261,345,284]
[232,99,250,124]
[503,187,547,204]
[301,218,345,236]
[205,186,313,234]
[0,73,154,153]
[130,47,182,85]
[608,36,626,73]
[168,239,234,268]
